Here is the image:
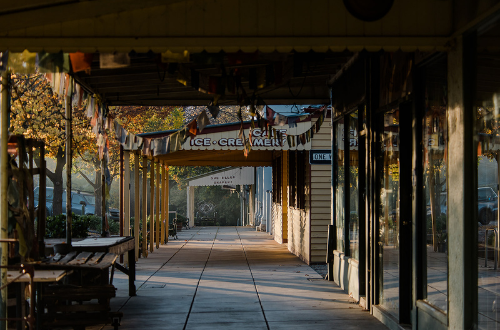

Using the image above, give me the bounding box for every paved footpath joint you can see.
[92,227,388,330]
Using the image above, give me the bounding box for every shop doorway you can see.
[376,103,412,324]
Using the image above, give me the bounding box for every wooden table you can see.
[72,237,136,296]
[8,269,67,283]
[8,268,68,330]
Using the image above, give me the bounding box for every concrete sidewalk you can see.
[96,227,388,330]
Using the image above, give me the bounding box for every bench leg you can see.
[128,248,136,296]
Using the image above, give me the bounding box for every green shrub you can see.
[46,214,90,238]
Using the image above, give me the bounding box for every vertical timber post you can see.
[142,156,148,257]
[165,166,170,241]
[124,150,130,265]
[161,164,166,244]
[0,71,9,330]
[150,159,154,253]
[119,145,124,238]
[155,160,160,249]
[282,151,289,244]
[447,34,478,329]
[134,153,140,260]
[188,186,194,228]
[124,151,130,237]
[101,159,106,236]
[65,76,73,245]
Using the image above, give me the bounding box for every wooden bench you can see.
[43,284,122,330]
[39,251,122,329]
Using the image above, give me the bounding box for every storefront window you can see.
[422,58,448,312]
[476,50,500,329]
[336,118,345,252]
[378,108,400,318]
[349,111,359,260]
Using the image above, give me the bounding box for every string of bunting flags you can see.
[137,103,328,158]
[4,50,328,160]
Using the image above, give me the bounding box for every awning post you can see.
[0,71,9,330]
[142,156,148,257]
[149,159,154,253]
[134,152,140,260]
[65,76,73,245]
[155,160,160,249]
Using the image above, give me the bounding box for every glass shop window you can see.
[349,111,359,260]
[335,118,345,252]
[422,57,448,313]
[476,24,500,328]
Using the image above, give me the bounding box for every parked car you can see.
[426,187,498,225]
[478,187,498,225]
[108,208,119,222]
[34,186,96,216]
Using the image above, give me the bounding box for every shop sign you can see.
[309,150,332,165]
[188,167,254,186]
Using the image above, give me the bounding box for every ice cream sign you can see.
[185,127,307,151]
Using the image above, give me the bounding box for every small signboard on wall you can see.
[309,149,332,165]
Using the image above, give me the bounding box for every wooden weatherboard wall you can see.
[309,118,332,264]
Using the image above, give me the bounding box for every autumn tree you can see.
[10,73,94,215]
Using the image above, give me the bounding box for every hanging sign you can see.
[309,150,332,165]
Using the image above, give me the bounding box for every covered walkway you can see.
[97,227,387,330]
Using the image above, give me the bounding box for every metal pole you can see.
[0,70,9,330]
[65,76,73,246]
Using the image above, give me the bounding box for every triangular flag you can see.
[197,110,210,132]
[100,53,130,69]
[188,119,198,137]
[70,52,93,73]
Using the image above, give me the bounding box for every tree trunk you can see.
[47,147,66,216]
[94,162,102,216]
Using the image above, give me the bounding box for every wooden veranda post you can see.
[0,71,9,330]
[156,161,160,248]
[282,151,289,243]
[142,156,147,257]
[161,164,166,244]
[150,159,154,253]
[124,150,130,265]
[124,151,130,238]
[165,165,169,243]
[134,152,140,260]
[65,76,73,246]
[101,159,106,236]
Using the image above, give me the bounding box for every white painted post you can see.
[187,186,195,228]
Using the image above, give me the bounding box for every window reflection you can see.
[336,118,345,252]
[422,58,448,312]
[379,108,400,319]
[477,102,500,329]
[350,112,359,260]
